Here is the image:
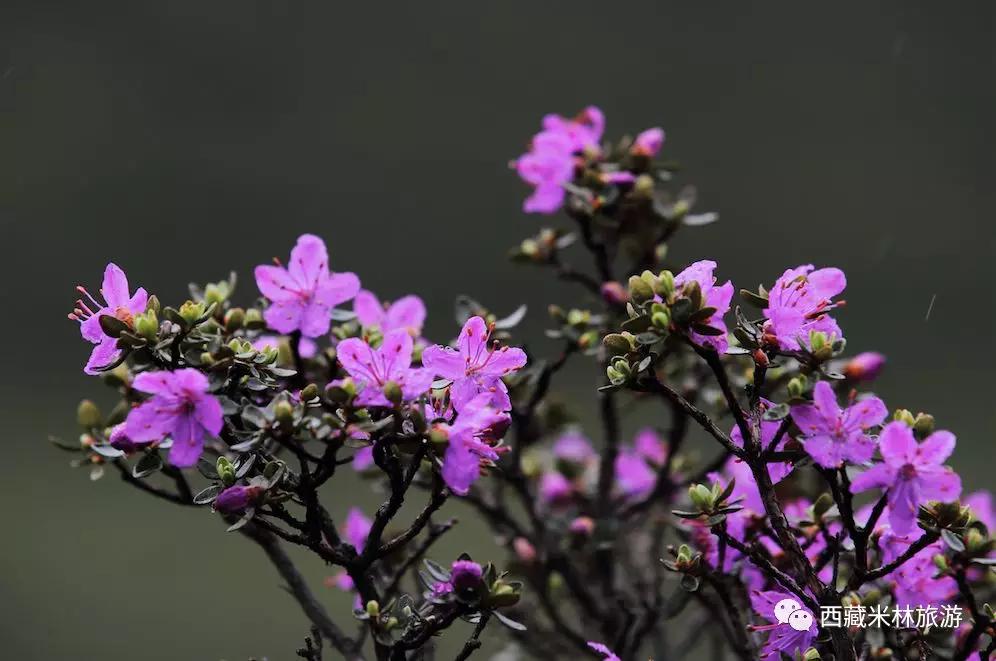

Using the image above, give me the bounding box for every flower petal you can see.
[167,414,204,467]
[843,395,887,431]
[263,300,304,335]
[193,393,224,436]
[125,400,175,443]
[457,316,489,364]
[915,430,956,467]
[385,295,426,335]
[101,263,131,307]
[315,271,360,308]
[421,345,466,380]
[878,421,917,467]
[353,290,383,327]
[288,234,329,290]
[918,467,961,502]
[298,300,332,338]
[849,463,895,494]
[812,381,842,422]
[255,265,299,301]
[84,338,120,375]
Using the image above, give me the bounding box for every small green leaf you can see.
[940,529,965,552]
[132,452,163,479]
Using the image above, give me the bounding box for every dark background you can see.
[1,2,992,659]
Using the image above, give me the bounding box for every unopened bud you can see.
[146,295,161,314]
[634,174,655,197]
[365,600,380,618]
[627,275,655,305]
[244,308,264,329]
[224,307,245,332]
[77,400,101,429]
[178,300,206,325]
[802,648,821,661]
[216,456,236,486]
[913,413,935,438]
[893,409,916,427]
[932,554,949,572]
[676,543,693,564]
[513,537,537,564]
[134,310,159,341]
[382,380,403,406]
[651,310,670,330]
[689,484,714,511]
[301,383,319,402]
[274,401,294,426]
[600,281,629,305]
[787,376,806,398]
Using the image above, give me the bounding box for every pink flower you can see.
[352,445,375,472]
[124,368,224,467]
[254,234,360,338]
[69,263,149,374]
[353,289,426,337]
[539,471,574,506]
[514,131,575,214]
[552,430,596,464]
[631,127,665,157]
[615,449,657,498]
[790,381,887,468]
[750,590,817,659]
[437,393,510,495]
[674,260,735,353]
[342,507,372,551]
[634,427,668,466]
[763,265,846,351]
[850,421,962,535]
[879,530,955,608]
[541,106,605,152]
[336,330,433,407]
[422,316,527,412]
[965,491,994,530]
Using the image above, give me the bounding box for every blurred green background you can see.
[0,1,992,659]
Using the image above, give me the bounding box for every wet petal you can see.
[254,265,299,301]
[353,290,383,327]
[879,421,917,467]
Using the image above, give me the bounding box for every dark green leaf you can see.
[132,452,163,479]
[193,484,222,505]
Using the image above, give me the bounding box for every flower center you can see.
[899,463,917,480]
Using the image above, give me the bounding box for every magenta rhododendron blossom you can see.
[539,471,574,506]
[587,641,621,661]
[762,264,846,351]
[750,590,817,658]
[422,316,527,412]
[437,393,510,495]
[965,491,994,529]
[124,368,223,467]
[615,449,657,498]
[673,260,734,352]
[353,289,426,337]
[850,421,962,535]
[343,507,372,551]
[634,427,667,466]
[336,330,433,407]
[552,430,596,464]
[254,234,360,337]
[70,263,149,374]
[514,131,575,214]
[790,381,887,468]
[631,127,664,157]
[542,106,605,152]
[879,529,955,608]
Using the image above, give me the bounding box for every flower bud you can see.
[274,400,295,426]
[651,310,670,330]
[365,600,380,618]
[569,516,595,539]
[842,352,886,381]
[656,270,675,299]
[244,308,265,329]
[146,294,161,314]
[77,400,101,429]
[633,174,655,197]
[627,275,655,305]
[301,383,319,402]
[600,281,629,305]
[179,300,206,325]
[214,484,262,513]
[488,581,521,608]
[802,648,821,661]
[224,307,245,332]
[513,537,537,564]
[913,413,935,439]
[382,381,403,406]
[216,456,236,486]
[933,554,949,572]
[787,375,807,398]
[689,484,714,512]
[134,310,159,341]
[893,409,916,427]
[965,527,985,553]
[676,544,693,564]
